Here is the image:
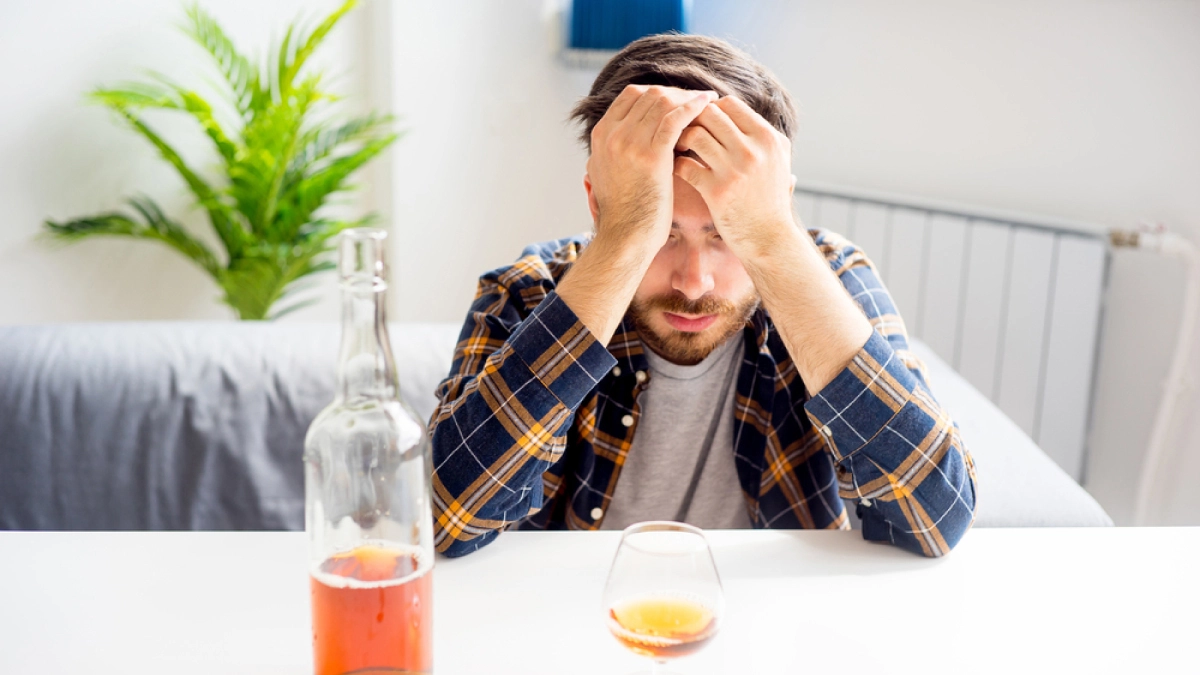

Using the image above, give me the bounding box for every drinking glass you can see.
[602,521,725,674]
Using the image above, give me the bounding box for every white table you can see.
[0,528,1195,674]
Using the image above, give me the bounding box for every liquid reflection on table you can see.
[0,528,1195,674]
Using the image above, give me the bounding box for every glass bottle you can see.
[305,228,434,675]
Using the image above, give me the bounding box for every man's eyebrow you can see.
[670,222,718,233]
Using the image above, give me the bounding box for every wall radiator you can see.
[793,182,1111,484]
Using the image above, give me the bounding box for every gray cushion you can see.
[0,323,1109,531]
[909,339,1112,527]
[0,322,458,530]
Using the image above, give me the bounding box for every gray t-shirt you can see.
[601,335,753,530]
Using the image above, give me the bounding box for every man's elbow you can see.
[937,508,975,556]
[859,496,976,558]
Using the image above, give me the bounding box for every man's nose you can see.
[671,245,715,300]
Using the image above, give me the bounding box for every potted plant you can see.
[45,0,397,320]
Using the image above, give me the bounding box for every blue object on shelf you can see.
[568,0,689,51]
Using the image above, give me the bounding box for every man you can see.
[429,34,976,558]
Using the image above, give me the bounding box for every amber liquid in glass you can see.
[310,542,433,675]
[607,595,718,660]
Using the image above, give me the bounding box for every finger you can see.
[675,125,727,169]
[716,95,773,136]
[635,87,716,132]
[623,86,673,128]
[691,102,744,151]
[678,149,710,169]
[673,154,714,193]
[651,92,715,150]
[606,84,649,122]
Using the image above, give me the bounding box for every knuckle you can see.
[653,121,674,141]
[674,161,693,181]
[661,106,685,123]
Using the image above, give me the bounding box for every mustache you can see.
[638,293,738,316]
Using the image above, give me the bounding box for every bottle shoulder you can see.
[304,397,428,461]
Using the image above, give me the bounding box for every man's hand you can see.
[675,96,873,394]
[587,85,718,250]
[558,85,717,346]
[672,96,796,260]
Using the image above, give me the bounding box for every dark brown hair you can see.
[570,33,798,151]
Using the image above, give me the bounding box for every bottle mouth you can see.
[339,228,389,288]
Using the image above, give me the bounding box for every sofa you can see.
[0,321,1112,531]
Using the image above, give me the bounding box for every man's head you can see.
[571,34,797,365]
[571,34,798,150]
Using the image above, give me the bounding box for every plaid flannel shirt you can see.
[430,229,977,558]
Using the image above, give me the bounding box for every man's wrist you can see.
[590,224,662,266]
[738,224,874,394]
[733,215,810,276]
[557,225,660,346]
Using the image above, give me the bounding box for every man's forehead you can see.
[671,222,717,234]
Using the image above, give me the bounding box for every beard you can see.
[629,291,760,366]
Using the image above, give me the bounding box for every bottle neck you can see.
[336,281,398,402]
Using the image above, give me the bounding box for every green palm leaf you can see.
[181,2,260,120]
[45,196,220,276]
[277,0,357,95]
[93,77,239,165]
[93,101,246,259]
[282,134,396,234]
[288,112,394,180]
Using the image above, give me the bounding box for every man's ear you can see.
[583,173,600,224]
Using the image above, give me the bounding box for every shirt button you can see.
[591,507,604,520]
[621,414,634,427]
[635,370,647,383]
[612,366,621,377]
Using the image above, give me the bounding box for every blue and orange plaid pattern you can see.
[430,230,977,558]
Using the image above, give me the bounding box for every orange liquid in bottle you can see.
[310,543,432,675]
[607,595,718,660]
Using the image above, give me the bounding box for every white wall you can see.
[2,1,1198,525]
[387,2,595,322]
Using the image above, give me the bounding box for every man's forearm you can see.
[739,223,873,394]
[556,229,658,345]
[430,285,619,557]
